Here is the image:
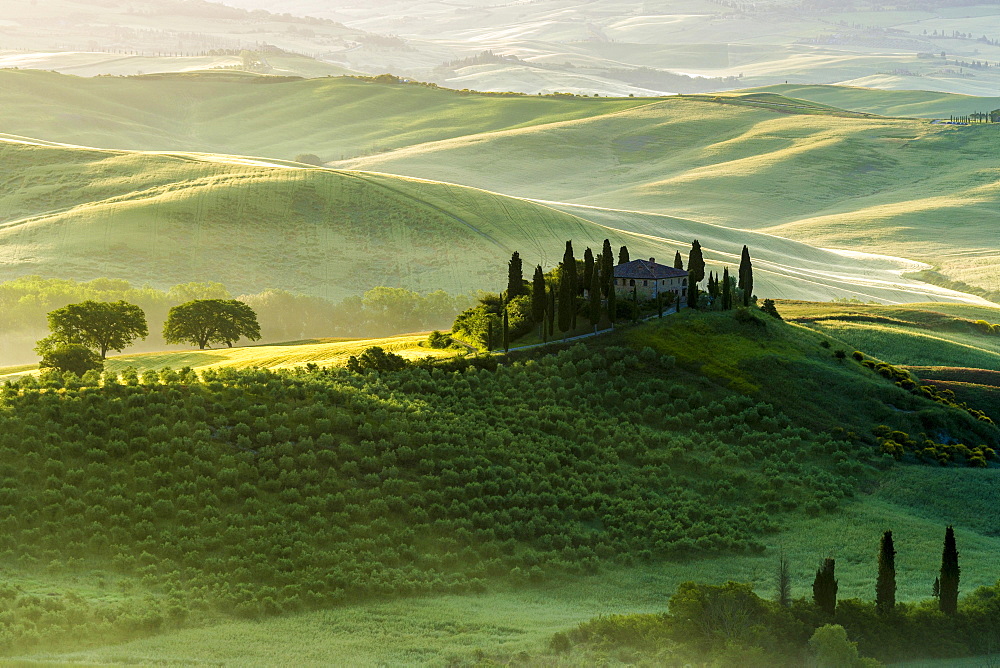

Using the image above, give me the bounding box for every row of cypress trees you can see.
[808,526,961,616]
[497,239,756,346]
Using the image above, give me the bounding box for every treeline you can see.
[557,527,995,665]
[452,239,757,350]
[0,276,474,365]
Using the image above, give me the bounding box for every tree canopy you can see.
[44,300,148,358]
[163,299,262,350]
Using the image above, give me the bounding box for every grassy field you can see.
[1,135,981,309]
[779,300,1000,369]
[0,333,460,382]
[0,70,998,296]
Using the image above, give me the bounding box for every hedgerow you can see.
[0,344,880,650]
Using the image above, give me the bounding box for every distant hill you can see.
[0,137,983,307]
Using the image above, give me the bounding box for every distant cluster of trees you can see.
[0,276,476,366]
[35,298,261,374]
[452,239,757,350]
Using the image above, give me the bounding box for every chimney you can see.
[649,257,655,263]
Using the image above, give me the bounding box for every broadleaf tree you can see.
[45,300,148,359]
[163,299,262,350]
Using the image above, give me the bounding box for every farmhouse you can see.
[613,258,688,303]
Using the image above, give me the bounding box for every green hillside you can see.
[750,84,1000,119]
[3,308,999,664]
[0,70,649,160]
[0,70,998,296]
[336,93,1000,295]
[2,138,978,309]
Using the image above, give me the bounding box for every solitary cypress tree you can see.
[601,239,614,296]
[618,245,630,265]
[939,525,960,615]
[813,557,838,616]
[506,251,524,299]
[632,286,639,322]
[583,248,594,297]
[776,552,791,608]
[687,240,705,308]
[531,265,546,333]
[876,530,896,615]
[485,318,494,352]
[589,268,601,331]
[674,251,684,270]
[738,245,753,307]
[722,266,732,310]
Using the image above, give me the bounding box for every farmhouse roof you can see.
[614,258,688,280]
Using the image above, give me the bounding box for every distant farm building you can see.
[613,258,688,303]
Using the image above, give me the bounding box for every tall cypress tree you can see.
[547,284,556,340]
[502,306,509,353]
[939,525,960,615]
[722,266,732,310]
[601,239,614,297]
[562,241,578,330]
[813,557,838,616]
[531,265,546,333]
[583,248,594,297]
[618,245,630,265]
[506,251,524,299]
[738,245,753,307]
[606,279,617,324]
[558,262,573,335]
[687,240,705,308]
[674,251,684,270]
[876,530,896,615]
[589,268,601,331]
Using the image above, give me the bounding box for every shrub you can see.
[36,343,103,376]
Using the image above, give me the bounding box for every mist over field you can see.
[2,0,1000,665]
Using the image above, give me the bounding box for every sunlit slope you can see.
[338,93,1000,293]
[0,70,649,160]
[0,140,647,299]
[0,138,986,305]
[748,84,1000,119]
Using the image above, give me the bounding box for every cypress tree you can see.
[932,577,940,600]
[632,286,639,322]
[618,245,630,265]
[876,530,896,615]
[558,262,573,335]
[502,306,509,353]
[583,248,594,297]
[562,241,578,330]
[531,265,546,333]
[939,525,960,615]
[601,239,614,297]
[776,552,791,608]
[589,267,601,331]
[673,251,684,270]
[506,251,524,299]
[606,279,617,324]
[707,272,719,299]
[547,284,556,340]
[813,557,838,616]
[738,245,753,307]
[722,267,732,310]
[486,318,493,351]
[687,240,705,308]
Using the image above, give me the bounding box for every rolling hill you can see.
[0,137,985,309]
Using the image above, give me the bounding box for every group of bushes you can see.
[0,343,884,649]
[557,577,1000,666]
[874,426,996,467]
[859,357,995,424]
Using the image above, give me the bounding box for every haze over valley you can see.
[1,0,1000,665]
